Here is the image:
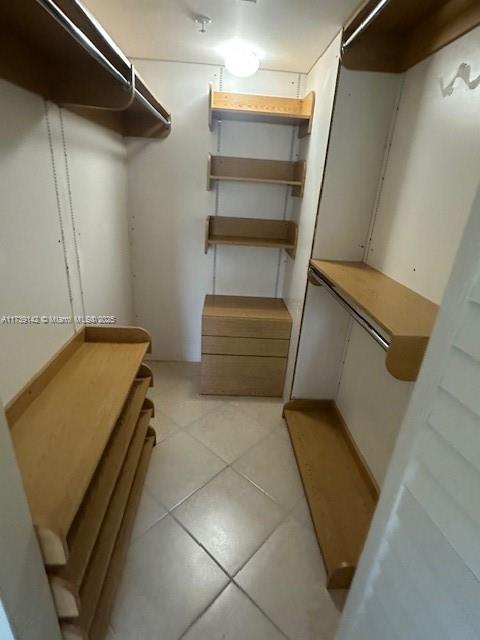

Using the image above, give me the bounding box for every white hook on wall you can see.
[441,62,480,97]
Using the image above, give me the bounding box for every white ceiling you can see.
[83,0,362,73]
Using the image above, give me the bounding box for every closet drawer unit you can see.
[201,295,292,396]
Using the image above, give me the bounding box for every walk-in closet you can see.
[1,1,480,640]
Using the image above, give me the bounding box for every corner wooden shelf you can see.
[0,1,171,138]
[208,85,315,137]
[284,400,378,589]
[342,0,480,73]
[207,154,306,197]
[309,260,438,381]
[5,325,152,566]
[204,216,298,257]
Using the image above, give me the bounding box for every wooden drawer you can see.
[201,354,287,396]
[202,335,289,357]
[203,316,291,339]
[202,294,292,340]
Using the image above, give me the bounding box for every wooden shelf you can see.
[284,400,378,589]
[62,433,155,640]
[310,260,438,381]
[49,382,152,617]
[343,0,480,73]
[208,85,315,137]
[67,406,151,631]
[204,216,298,257]
[0,1,171,138]
[5,325,151,566]
[207,154,306,197]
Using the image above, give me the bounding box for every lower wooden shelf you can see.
[204,216,297,257]
[50,396,152,618]
[62,433,155,640]
[50,372,151,609]
[283,400,378,589]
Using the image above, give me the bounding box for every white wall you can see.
[337,324,413,483]
[313,67,402,261]
[282,32,343,399]
[337,187,480,640]
[292,67,401,401]
[0,82,75,404]
[367,26,480,304]
[0,405,61,640]
[60,109,133,324]
[128,59,304,361]
[0,80,133,403]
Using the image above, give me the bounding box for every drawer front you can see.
[202,316,291,339]
[202,335,289,357]
[201,355,287,397]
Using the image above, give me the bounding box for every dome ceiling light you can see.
[224,42,260,78]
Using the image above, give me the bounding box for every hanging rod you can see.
[308,266,389,351]
[342,0,391,51]
[36,0,171,129]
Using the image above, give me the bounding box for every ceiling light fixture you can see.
[224,43,259,77]
[194,14,212,33]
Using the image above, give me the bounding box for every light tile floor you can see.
[109,362,347,640]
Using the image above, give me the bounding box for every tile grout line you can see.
[169,509,232,578]
[170,513,292,640]
[185,413,283,468]
[230,580,292,640]
[176,581,232,640]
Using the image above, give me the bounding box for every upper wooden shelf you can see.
[205,216,298,258]
[342,0,480,73]
[310,260,438,380]
[208,85,315,137]
[207,154,307,197]
[6,325,151,565]
[0,1,171,138]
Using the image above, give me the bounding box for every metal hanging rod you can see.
[342,0,391,51]
[308,267,390,351]
[36,0,171,129]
